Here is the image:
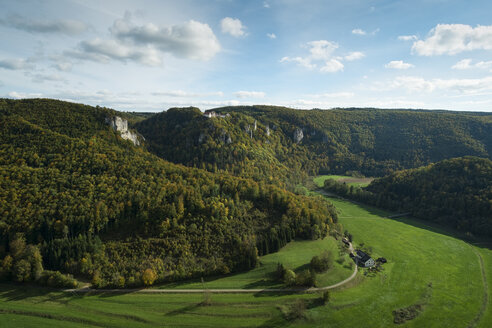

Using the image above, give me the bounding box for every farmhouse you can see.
[352,250,375,268]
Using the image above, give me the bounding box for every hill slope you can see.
[136,105,492,182]
[0,99,337,287]
[366,156,492,237]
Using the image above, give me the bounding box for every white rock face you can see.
[293,128,304,143]
[106,116,140,146]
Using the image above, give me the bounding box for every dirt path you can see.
[467,247,489,328]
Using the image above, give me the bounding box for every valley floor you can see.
[1,192,490,327]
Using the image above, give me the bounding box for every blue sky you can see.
[1,0,492,111]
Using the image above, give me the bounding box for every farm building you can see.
[352,250,375,268]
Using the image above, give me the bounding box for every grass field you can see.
[308,196,491,328]
[157,237,353,290]
[0,284,308,327]
[1,188,490,327]
[313,175,374,188]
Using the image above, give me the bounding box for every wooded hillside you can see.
[136,105,492,183]
[366,156,492,237]
[0,99,337,287]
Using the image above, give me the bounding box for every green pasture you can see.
[0,284,311,327]
[304,196,491,328]
[313,175,373,188]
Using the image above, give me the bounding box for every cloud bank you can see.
[413,24,492,55]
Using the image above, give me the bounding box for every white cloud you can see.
[320,59,344,72]
[309,92,355,98]
[383,75,492,95]
[152,90,224,97]
[220,17,246,37]
[390,76,435,92]
[280,56,316,69]
[69,38,163,66]
[54,62,72,72]
[352,28,366,35]
[307,40,338,60]
[385,60,414,69]
[281,40,361,73]
[344,51,365,61]
[452,58,472,70]
[234,91,265,98]
[475,61,492,70]
[267,33,276,39]
[0,14,88,35]
[28,72,66,83]
[263,1,270,8]
[7,91,43,99]
[0,58,33,70]
[111,15,221,60]
[398,35,417,41]
[65,14,220,66]
[452,58,492,71]
[412,24,492,56]
[352,28,379,36]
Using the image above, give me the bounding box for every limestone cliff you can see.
[106,116,140,146]
[293,128,304,143]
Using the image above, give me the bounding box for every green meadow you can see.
[0,187,490,327]
[313,175,373,188]
[305,196,490,328]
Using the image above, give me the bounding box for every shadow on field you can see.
[0,283,69,302]
[94,290,137,298]
[155,271,253,289]
[243,279,280,289]
[391,216,492,251]
[293,263,310,272]
[253,289,306,298]
[256,316,290,328]
[165,302,202,316]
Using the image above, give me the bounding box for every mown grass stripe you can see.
[0,309,110,327]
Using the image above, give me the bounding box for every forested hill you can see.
[366,156,492,237]
[0,98,337,288]
[136,105,492,182]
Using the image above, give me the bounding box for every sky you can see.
[1,0,492,112]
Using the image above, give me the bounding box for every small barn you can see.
[353,250,375,268]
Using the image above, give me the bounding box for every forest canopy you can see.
[0,99,337,288]
[136,105,492,185]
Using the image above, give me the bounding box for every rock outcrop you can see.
[198,132,207,144]
[293,128,304,143]
[106,116,140,146]
[220,130,233,144]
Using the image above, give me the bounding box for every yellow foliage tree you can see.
[142,268,157,286]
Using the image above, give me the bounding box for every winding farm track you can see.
[467,247,489,328]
